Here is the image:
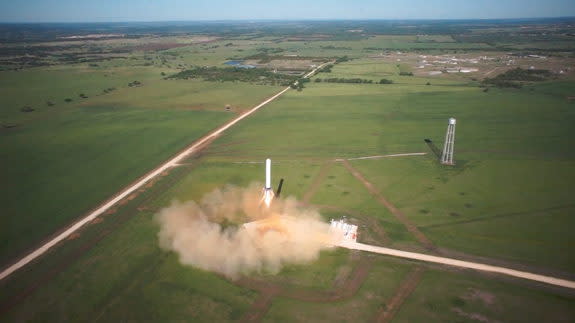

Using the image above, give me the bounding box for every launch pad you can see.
[252,158,359,245]
[329,218,358,243]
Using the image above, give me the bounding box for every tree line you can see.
[315,78,393,84]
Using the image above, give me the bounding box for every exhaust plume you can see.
[155,183,336,279]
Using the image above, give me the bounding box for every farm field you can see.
[1,19,575,322]
[203,62,575,272]
[0,61,283,264]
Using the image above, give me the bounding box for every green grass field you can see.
[0,61,283,264]
[394,267,575,322]
[1,31,574,322]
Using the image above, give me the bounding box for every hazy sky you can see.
[1,0,574,23]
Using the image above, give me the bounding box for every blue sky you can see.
[1,0,574,23]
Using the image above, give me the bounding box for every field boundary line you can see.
[335,152,427,161]
[0,62,331,282]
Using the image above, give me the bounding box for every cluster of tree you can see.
[315,56,350,74]
[316,78,373,84]
[399,71,414,76]
[318,64,333,73]
[167,67,298,86]
[290,78,309,91]
[19,100,56,112]
[335,56,350,63]
[17,88,114,113]
[483,68,552,88]
[0,42,131,71]
[320,46,352,50]
[315,78,394,85]
[2,122,18,128]
[489,68,551,82]
[20,106,34,113]
[256,47,285,54]
[128,80,142,87]
[483,80,523,89]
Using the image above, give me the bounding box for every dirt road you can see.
[375,266,424,323]
[236,255,373,321]
[0,63,331,282]
[339,241,575,290]
[340,160,436,251]
[302,161,334,204]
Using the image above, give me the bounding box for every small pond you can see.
[224,60,256,69]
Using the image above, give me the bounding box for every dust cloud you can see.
[155,183,336,279]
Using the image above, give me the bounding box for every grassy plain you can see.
[204,67,575,272]
[0,185,257,322]
[0,60,283,263]
[263,258,413,322]
[394,267,575,322]
[1,24,575,322]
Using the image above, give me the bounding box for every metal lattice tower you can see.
[441,118,456,165]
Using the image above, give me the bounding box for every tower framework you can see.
[441,118,456,165]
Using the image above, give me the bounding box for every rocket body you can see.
[262,158,274,207]
[265,158,271,189]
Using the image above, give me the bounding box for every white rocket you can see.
[261,158,274,207]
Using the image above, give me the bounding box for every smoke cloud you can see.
[155,183,337,279]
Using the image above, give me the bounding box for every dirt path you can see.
[235,255,373,322]
[340,160,436,251]
[281,256,373,302]
[236,256,373,302]
[0,63,332,282]
[340,242,575,290]
[240,288,279,323]
[302,161,334,204]
[376,266,424,323]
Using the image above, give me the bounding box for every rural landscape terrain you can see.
[1,18,575,322]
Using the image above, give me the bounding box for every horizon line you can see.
[1,16,575,24]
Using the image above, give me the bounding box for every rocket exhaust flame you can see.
[262,189,274,208]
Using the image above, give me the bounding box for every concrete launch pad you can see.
[330,218,358,243]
